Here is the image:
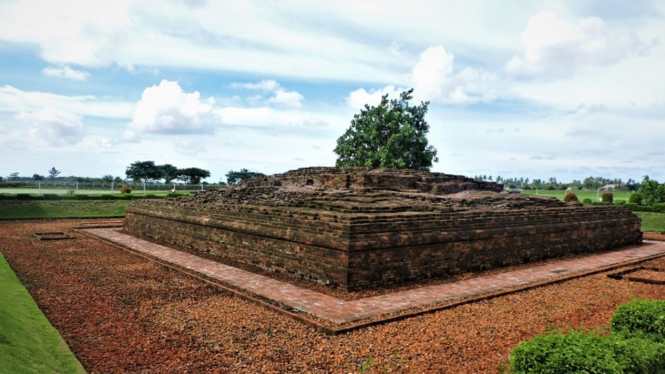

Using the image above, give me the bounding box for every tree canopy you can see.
[32,174,45,181]
[159,164,179,184]
[225,168,265,185]
[334,88,438,171]
[176,167,211,184]
[637,175,665,205]
[47,167,60,180]
[125,161,162,183]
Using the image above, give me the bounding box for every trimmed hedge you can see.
[625,203,654,212]
[564,193,579,203]
[582,198,593,205]
[602,192,614,203]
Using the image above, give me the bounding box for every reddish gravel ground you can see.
[2,220,665,374]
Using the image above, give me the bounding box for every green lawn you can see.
[0,201,130,219]
[520,189,634,202]
[0,253,85,374]
[635,212,665,233]
[0,188,177,195]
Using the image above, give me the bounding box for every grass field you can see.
[0,201,130,219]
[0,188,180,195]
[520,189,634,202]
[0,253,85,374]
[635,212,665,232]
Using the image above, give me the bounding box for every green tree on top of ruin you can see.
[334,88,438,171]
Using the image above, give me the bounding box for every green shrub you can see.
[583,198,593,205]
[100,194,115,200]
[630,193,643,205]
[602,192,614,203]
[592,201,613,206]
[613,337,665,374]
[612,299,665,343]
[116,194,133,200]
[166,192,183,198]
[0,194,15,200]
[144,194,157,199]
[652,204,665,213]
[120,184,132,194]
[616,199,626,205]
[66,189,76,196]
[16,193,33,200]
[511,331,624,374]
[564,193,579,203]
[43,193,60,200]
[510,330,665,374]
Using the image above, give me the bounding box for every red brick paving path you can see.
[83,228,665,324]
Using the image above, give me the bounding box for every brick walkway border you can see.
[77,228,665,334]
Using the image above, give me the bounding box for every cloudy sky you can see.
[1,0,664,183]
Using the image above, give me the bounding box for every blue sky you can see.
[0,0,664,183]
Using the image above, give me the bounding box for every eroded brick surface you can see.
[123,167,643,290]
[84,228,663,324]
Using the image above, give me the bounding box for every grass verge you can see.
[0,201,130,219]
[0,253,85,374]
[635,212,665,233]
[520,189,634,202]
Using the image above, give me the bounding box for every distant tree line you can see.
[474,175,641,191]
[125,161,211,185]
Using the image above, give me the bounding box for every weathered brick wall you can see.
[242,167,503,194]
[125,199,642,290]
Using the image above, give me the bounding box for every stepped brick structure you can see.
[124,167,643,290]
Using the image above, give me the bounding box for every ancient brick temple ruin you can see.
[123,167,643,290]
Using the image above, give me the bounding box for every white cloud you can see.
[506,11,649,78]
[0,85,133,119]
[129,80,220,134]
[173,138,205,155]
[229,80,305,108]
[266,89,305,108]
[346,85,403,109]
[346,46,507,107]
[229,80,281,91]
[17,107,86,146]
[42,65,90,81]
[411,46,454,100]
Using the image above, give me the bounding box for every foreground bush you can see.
[612,299,665,343]
[582,198,593,205]
[510,330,665,374]
[510,300,665,373]
[564,193,579,203]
